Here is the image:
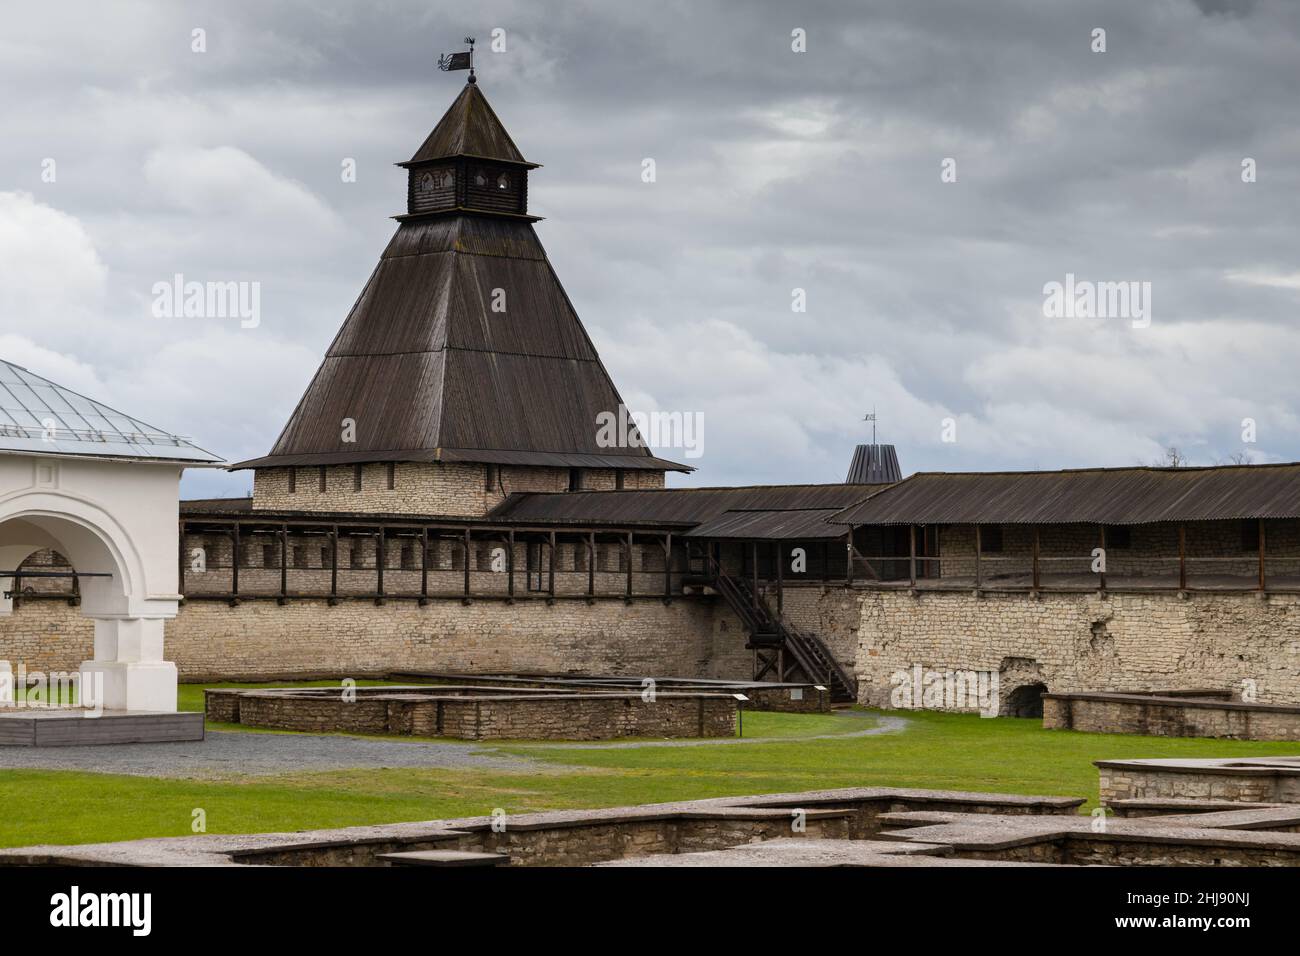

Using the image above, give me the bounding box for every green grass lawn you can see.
[2,685,1298,849]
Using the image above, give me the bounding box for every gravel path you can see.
[0,729,540,779]
[0,713,907,775]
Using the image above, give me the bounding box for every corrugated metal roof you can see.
[404,82,534,167]
[682,508,848,540]
[0,360,221,464]
[490,484,883,528]
[181,497,253,513]
[830,464,1300,527]
[845,444,902,484]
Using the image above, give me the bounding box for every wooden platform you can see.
[0,709,205,747]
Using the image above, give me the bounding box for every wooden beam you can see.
[231,522,240,597]
[376,526,385,602]
[1259,518,1267,592]
[588,532,595,598]
[463,527,471,598]
[775,541,783,616]
[178,518,186,598]
[1032,526,1040,591]
[330,525,339,602]
[908,525,917,588]
[507,529,515,600]
[1178,523,1186,591]
[845,532,853,586]
[420,527,429,600]
[548,531,556,600]
[974,524,982,589]
[279,523,288,600]
[822,541,830,584]
[752,541,759,606]
[1098,525,1107,591]
[626,530,634,599]
[663,533,672,601]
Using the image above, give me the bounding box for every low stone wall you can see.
[1044,691,1300,740]
[221,789,1082,868]
[1096,758,1300,805]
[388,672,831,713]
[206,686,738,740]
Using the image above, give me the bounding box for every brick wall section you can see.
[251,463,665,516]
[856,590,1300,710]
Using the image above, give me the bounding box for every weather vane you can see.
[863,407,878,445]
[438,37,476,82]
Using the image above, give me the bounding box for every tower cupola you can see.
[396,81,540,220]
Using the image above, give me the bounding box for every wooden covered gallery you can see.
[172,483,882,607]
[829,462,1300,594]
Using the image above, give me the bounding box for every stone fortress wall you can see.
[855,589,1300,712]
[251,462,664,516]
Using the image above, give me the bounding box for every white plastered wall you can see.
[0,453,184,712]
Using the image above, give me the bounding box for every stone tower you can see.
[233,79,689,516]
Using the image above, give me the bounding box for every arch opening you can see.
[1004,682,1049,719]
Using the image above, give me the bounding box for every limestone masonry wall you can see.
[208,688,736,740]
[856,590,1300,711]
[779,586,861,672]
[251,462,665,515]
[168,597,727,681]
[0,595,745,682]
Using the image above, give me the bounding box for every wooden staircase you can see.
[707,557,857,704]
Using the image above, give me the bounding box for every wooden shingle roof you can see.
[232,216,687,472]
[234,83,686,473]
[403,81,535,167]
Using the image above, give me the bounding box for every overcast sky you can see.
[2,0,1299,498]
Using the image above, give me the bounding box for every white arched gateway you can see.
[0,360,221,714]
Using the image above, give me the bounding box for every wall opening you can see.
[1005,682,1048,718]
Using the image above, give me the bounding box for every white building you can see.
[0,359,221,712]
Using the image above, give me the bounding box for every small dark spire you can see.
[846,409,902,483]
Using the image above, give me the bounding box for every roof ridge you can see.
[905,461,1297,478]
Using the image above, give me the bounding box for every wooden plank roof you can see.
[231,216,688,472]
[829,463,1300,527]
[233,83,683,475]
[403,81,534,167]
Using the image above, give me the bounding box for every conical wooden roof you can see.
[403,81,535,167]
[233,86,686,473]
